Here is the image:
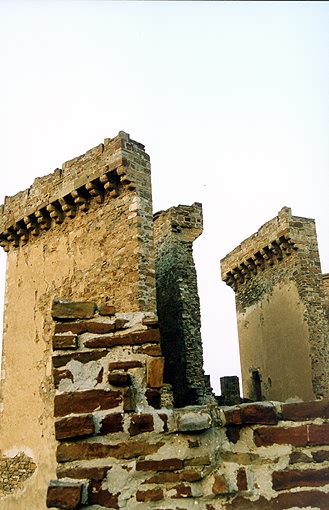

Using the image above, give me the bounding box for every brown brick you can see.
[57,465,110,480]
[282,400,329,421]
[142,317,159,327]
[136,488,163,502]
[309,423,329,445]
[88,480,119,508]
[172,484,192,498]
[55,414,94,440]
[224,407,242,425]
[240,403,278,424]
[145,388,161,409]
[100,413,124,434]
[226,426,241,444]
[136,458,183,471]
[212,474,229,494]
[237,468,248,491]
[145,469,201,484]
[108,360,142,371]
[129,413,154,436]
[114,318,129,330]
[184,454,211,466]
[135,344,162,356]
[123,387,136,412]
[312,450,329,462]
[254,425,308,447]
[108,372,131,386]
[272,467,329,490]
[147,357,164,388]
[46,481,82,509]
[84,321,116,334]
[85,329,160,348]
[52,301,96,319]
[57,440,164,462]
[53,334,78,350]
[289,451,313,464]
[53,368,73,388]
[54,389,122,417]
[55,322,89,334]
[98,304,116,316]
[53,350,107,368]
[225,491,329,510]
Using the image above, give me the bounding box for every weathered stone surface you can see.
[98,304,116,316]
[312,449,329,462]
[145,388,161,408]
[52,301,97,319]
[136,458,183,472]
[225,491,329,510]
[171,484,192,498]
[108,372,132,386]
[254,425,308,447]
[176,411,211,432]
[272,467,329,490]
[85,329,160,348]
[123,387,137,412]
[55,414,94,440]
[136,488,163,502]
[224,403,277,425]
[212,473,229,494]
[282,399,329,420]
[308,423,329,445]
[57,465,110,480]
[46,481,82,510]
[54,389,122,417]
[0,452,37,497]
[144,469,202,484]
[147,357,164,388]
[57,440,164,462]
[135,344,162,356]
[53,334,78,350]
[129,413,154,436]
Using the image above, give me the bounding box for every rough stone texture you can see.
[46,481,82,509]
[0,452,37,497]
[154,203,214,407]
[221,206,329,401]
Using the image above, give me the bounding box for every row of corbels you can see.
[223,235,298,291]
[0,169,134,251]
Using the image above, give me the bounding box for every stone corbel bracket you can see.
[0,132,146,251]
[222,234,298,291]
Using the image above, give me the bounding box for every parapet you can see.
[0,131,150,251]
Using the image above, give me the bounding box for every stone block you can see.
[312,450,329,462]
[85,329,160,348]
[254,425,308,447]
[53,350,108,368]
[308,423,329,445]
[53,368,74,388]
[147,357,164,388]
[123,387,137,412]
[108,360,142,371]
[237,468,248,491]
[282,400,329,421]
[52,301,96,319]
[57,465,110,480]
[176,411,211,432]
[224,403,277,426]
[46,481,82,509]
[172,484,193,498]
[54,389,122,417]
[272,467,329,490]
[100,413,124,434]
[212,474,229,494]
[129,413,154,436]
[57,440,164,462]
[136,488,163,502]
[98,304,116,316]
[145,389,161,409]
[55,414,94,440]
[53,334,78,350]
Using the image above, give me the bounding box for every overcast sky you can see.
[1,1,329,394]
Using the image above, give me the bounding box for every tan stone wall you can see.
[221,207,329,400]
[0,132,156,509]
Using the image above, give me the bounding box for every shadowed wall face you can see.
[221,207,329,402]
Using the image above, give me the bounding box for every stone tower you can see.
[221,207,329,402]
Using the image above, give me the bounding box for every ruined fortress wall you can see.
[153,204,213,407]
[221,207,329,402]
[0,132,156,509]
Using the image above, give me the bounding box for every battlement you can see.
[0,131,149,251]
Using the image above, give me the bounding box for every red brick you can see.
[129,413,154,436]
[88,480,119,508]
[172,484,192,498]
[309,423,329,445]
[224,407,242,425]
[237,468,248,491]
[55,322,89,334]
[53,368,73,388]
[108,360,142,370]
[254,425,308,447]
[85,329,160,348]
[84,321,116,334]
[53,334,78,350]
[52,301,96,319]
[46,481,82,509]
[145,469,201,484]
[100,413,124,434]
[55,414,94,440]
[54,389,122,417]
[225,491,329,510]
[147,357,164,388]
[57,440,164,462]
[53,350,107,368]
[289,451,313,464]
[282,399,329,421]
[212,474,229,494]
[136,488,163,502]
[145,388,161,409]
[108,372,131,386]
[136,458,183,471]
[273,467,329,490]
[98,304,116,316]
[57,465,110,480]
[240,403,277,424]
[135,344,162,356]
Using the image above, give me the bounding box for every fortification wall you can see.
[0,132,156,509]
[221,207,329,401]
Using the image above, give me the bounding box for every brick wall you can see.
[221,206,329,401]
[47,299,329,510]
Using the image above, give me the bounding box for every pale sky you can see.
[1,1,329,394]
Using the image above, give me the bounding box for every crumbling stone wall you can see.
[154,204,213,407]
[47,300,329,510]
[221,206,329,401]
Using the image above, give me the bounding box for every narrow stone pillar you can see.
[154,203,214,407]
[221,207,329,402]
